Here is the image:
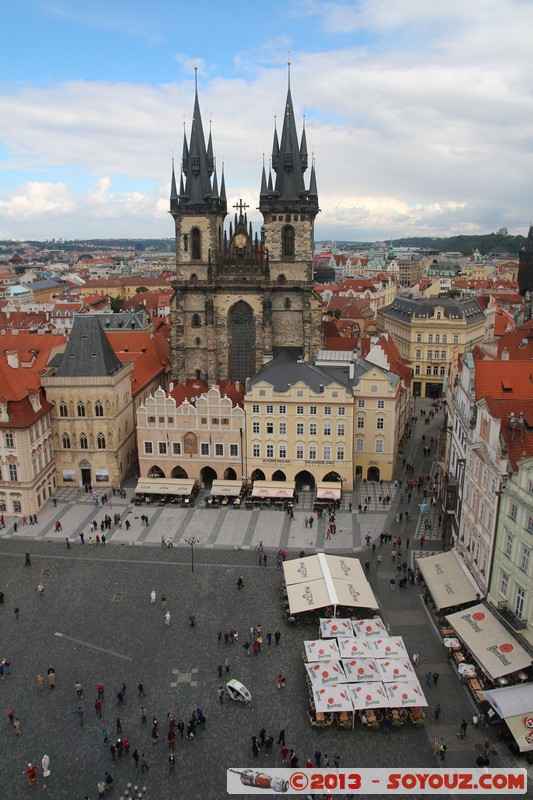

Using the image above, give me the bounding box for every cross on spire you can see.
[233,199,249,214]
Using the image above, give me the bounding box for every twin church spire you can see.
[170,67,317,213]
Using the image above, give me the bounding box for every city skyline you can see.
[1,0,532,242]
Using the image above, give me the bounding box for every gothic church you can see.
[169,73,322,384]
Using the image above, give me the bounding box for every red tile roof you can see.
[496,320,533,359]
[474,360,533,401]
[105,330,170,396]
[484,397,533,471]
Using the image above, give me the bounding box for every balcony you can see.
[496,601,527,631]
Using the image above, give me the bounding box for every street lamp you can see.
[184,535,200,573]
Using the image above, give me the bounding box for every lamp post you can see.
[184,535,200,573]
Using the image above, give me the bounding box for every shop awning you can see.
[251,480,295,499]
[446,604,532,680]
[417,549,480,610]
[210,479,243,497]
[283,553,379,615]
[483,685,533,752]
[316,483,341,500]
[135,478,195,496]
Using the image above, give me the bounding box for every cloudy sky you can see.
[1,0,532,242]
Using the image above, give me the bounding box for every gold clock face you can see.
[234,233,247,249]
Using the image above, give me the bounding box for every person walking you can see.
[25,553,31,567]
[150,590,156,604]
[116,717,122,734]
[314,748,321,766]
[218,686,224,704]
[237,576,244,590]
[434,704,441,720]
[140,754,149,773]
[75,681,83,698]
[412,653,419,666]
[425,671,433,687]
[458,719,468,739]
[13,717,21,736]
[95,700,102,718]
[251,735,260,757]
[225,658,230,673]
[274,630,281,645]
[137,681,145,697]
[277,674,286,690]
[333,752,340,768]
[132,749,139,769]
[438,742,447,761]
[36,674,45,690]
[277,728,286,746]
[432,672,440,687]
[97,779,106,799]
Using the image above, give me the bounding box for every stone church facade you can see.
[169,74,322,384]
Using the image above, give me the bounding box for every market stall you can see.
[134,478,196,504]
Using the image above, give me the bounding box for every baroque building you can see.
[169,72,322,385]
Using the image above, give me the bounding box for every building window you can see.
[376,439,384,453]
[338,406,346,416]
[435,334,440,343]
[201,443,209,456]
[8,464,18,481]
[504,532,513,557]
[499,569,509,596]
[358,399,366,408]
[356,438,364,452]
[279,422,287,435]
[259,390,266,397]
[377,400,385,409]
[453,335,459,344]
[376,416,385,430]
[309,406,317,415]
[158,441,167,455]
[266,404,274,414]
[433,366,439,376]
[297,390,304,397]
[415,349,421,359]
[529,480,533,494]
[442,335,447,344]
[252,404,260,413]
[323,423,331,436]
[5,432,14,447]
[323,446,331,460]
[191,227,201,260]
[440,366,446,376]
[230,444,238,457]
[144,441,153,455]
[308,446,317,460]
[97,433,106,449]
[357,415,365,429]
[173,442,181,456]
[296,445,304,459]
[427,350,433,360]
[253,444,260,458]
[266,422,274,434]
[527,515,533,533]
[79,433,87,449]
[296,422,304,435]
[62,433,71,449]
[515,586,525,619]
[95,401,103,417]
[266,444,274,458]
[279,445,287,458]
[428,335,433,343]
[441,351,446,359]
[296,405,304,415]
[309,423,317,436]
[77,401,85,417]
[337,424,345,437]
[215,444,224,456]
[415,365,420,375]
[426,366,432,376]
[252,421,260,434]
[509,503,518,520]
[278,405,286,415]
[284,297,291,309]
[416,334,422,342]
[336,446,344,460]
[520,546,530,573]
[282,225,295,257]
[371,384,377,392]
[324,406,332,415]
[59,401,68,417]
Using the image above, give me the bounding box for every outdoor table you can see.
[457,663,476,678]
[453,651,465,663]
[443,637,461,649]
[469,678,482,692]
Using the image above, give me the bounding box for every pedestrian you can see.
[164,611,171,626]
[333,752,340,768]
[277,674,286,689]
[25,552,31,567]
[79,532,84,544]
[432,672,439,686]
[177,719,185,739]
[434,704,441,720]
[439,742,447,761]
[97,780,106,799]
[13,717,21,736]
[277,728,286,745]
[274,630,281,645]
[132,748,139,768]
[66,538,71,549]
[259,727,266,746]
[217,630,222,645]
[116,717,122,734]
[150,590,156,604]
[47,667,55,689]
[36,674,45,690]
[14,607,19,621]
[263,553,267,566]
[75,681,83,698]
[472,713,479,729]
[237,576,244,590]
[94,699,102,717]
[218,686,224,704]
[102,727,109,744]
[377,553,382,565]
[251,735,260,757]
[117,690,124,706]
[458,719,468,739]
[140,754,149,773]
[314,748,321,766]
[137,681,144,696]
[266,630,273,646]
[218,662,223,677]
[324,753,330,768]
[281,745,288,762]
[168,752,175,771]
[425,671,432,687]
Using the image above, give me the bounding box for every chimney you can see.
[501,347,509,361]
[349,361,355,380]
[6,349,19,368]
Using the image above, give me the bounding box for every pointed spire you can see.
[182,67,216,204]
[181,120,189,171]
[211,164,219,199]
[220,163,226,201]
[271,118,279,171]
[273,80,306,200]
[267,163,273,192]
[260,153,268,196]
[170,158,178,201]
[308,157,318,197]
[206,122,214,176]
[300,114,308,171]
[179,173,185,195]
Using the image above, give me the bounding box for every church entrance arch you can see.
[367,466,380,482]
[271,470,286,482]
[201,466,217,488]
[294,470,315,491]
[224,467,237,480]
[148,465,165,478]
[171,466,188,479]
[228,301,255,384]
[79,459,91,486]
[251,469,265,482]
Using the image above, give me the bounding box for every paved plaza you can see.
[1,400,531,799]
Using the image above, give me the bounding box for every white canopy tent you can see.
[352,618,387,638]
[287,580,331,615]
[319,618,353,638]
[446,604,532,680]
[483,684,533,753]
[313,685,354,712]
[337,638,373,659]
[304,639,341,662]
[417,549,481,609]
[341,658,380,682]
[135,478,195,496]
[305,660,346,688]
[349,682,389,710]
[376,658,416,683]
[385,680,428,708]
[210,479,243,497]
[370,636,409,660]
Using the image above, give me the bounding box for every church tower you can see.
[170,68,321,385]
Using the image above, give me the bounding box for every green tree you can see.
[135,286,149,294]
[110,296,125,313]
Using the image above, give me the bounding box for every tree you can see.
[135,286,149,294]
[110,296,125,313]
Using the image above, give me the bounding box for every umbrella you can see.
[376,658,415,683]
[313,685,354,712]
[351,618,387,637]
[337,638,372,659]
[348,682,389,709]
[370,636,409,659]
[385,680,428,708]
[319,618,353,638]
[457,663,477,678]
[443,637,461,649]
[341,658,380,682]
[305,661,346,687]
[304,639,340,662]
